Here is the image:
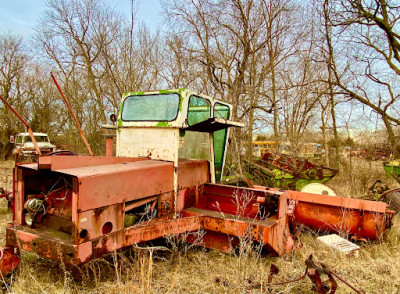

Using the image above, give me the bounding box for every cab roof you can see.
[16,132,48,137]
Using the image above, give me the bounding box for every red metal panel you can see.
[284,190,388,239]
[284,190,387,213]
[76,160,174,211]
[176,188,198,211]
[124,216,203,245]
[182,207,292,256]
[14,169,24,225]
[185,231,237,253]
[177,159,210,188]
[38,155,149,170]
[292,201,386,239]
[76,203,124,244]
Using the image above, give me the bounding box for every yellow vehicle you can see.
[252,141,277,157]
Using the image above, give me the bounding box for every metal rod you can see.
[0,94,42,156]
[331,272,365,294]
[50,72,94,156]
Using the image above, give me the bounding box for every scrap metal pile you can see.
[251,152,338,191]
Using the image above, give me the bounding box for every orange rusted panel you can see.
[176,187,199,211]
[284,190,389,239]
[6,216,204,265]
[177,159,210,188]
[182,202,292,256]
[185,231,237,253]
[72,160,174,211]
[0,247,20,276]
[37,155,149,170]
[125,216,203,245]
[284,190,387,213]
[106,138,113,157]
[76,203,124,244]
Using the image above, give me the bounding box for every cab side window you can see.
[187,96,211,126]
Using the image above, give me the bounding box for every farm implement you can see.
[366,160,400,212]
[0,88,394,293]
[251,152,338,191]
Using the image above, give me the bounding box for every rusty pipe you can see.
[0,94,42,156]
[50,72,94,156]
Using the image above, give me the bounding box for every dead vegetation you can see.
[0,159,399,293]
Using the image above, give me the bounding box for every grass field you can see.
[0,159,399,293]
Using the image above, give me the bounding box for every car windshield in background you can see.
[25,136,49,143]
[121,93,180,121]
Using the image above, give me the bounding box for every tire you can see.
[384,190,400,213]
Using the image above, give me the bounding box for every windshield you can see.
[121,93,180,121]
[25,136,49,143]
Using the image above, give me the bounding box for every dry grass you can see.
[0,159,399,293]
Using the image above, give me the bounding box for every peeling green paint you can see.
[178,96,183,112]
[159,89,175,94]
[156,122,171,127]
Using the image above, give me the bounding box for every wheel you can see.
[301,183,337,196]
[384,190,400,213]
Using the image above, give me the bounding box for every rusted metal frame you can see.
[6,225,76,264]
[125,215,203,244]
[205,201,259,218]
[14,168,24,225]
[0,94,42,156]
[204,183,282,199]
[209,132,216,184]
[181,206,290,255]
[125,196,158,212]
[284,190,387,212]
[50,72,94,156]
[71,177,79,240]
[6,215,204,265]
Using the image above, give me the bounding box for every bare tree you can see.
[34,0,162,153]
[325,0,400,153]
[0,35,29,159]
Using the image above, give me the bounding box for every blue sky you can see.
[0,0,163,36]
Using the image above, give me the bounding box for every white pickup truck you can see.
[10,132,56,162]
